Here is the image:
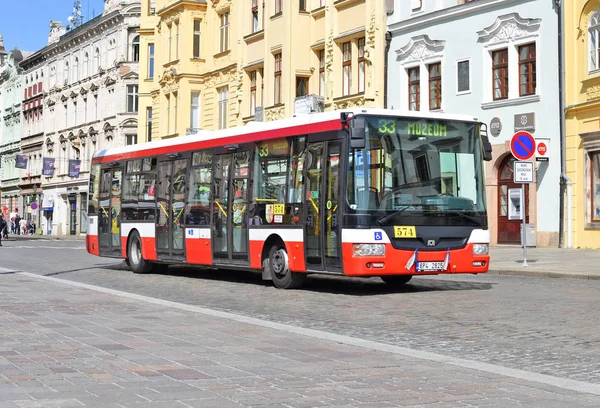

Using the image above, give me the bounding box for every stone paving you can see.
[2,272,600,407]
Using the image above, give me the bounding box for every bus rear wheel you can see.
[268,245,307,289]
[128,231,152,274]
[381,275,413,285]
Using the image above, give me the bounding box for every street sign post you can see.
[513,160,534,267]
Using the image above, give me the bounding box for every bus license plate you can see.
[417,262,445,272]
[394,226,416,238]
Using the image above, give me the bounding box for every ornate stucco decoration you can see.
[211,0,231,14]
[159,68,178,92]
[150,89,160,104]
[334,96,367,110]
[396,35,445,64]
[264,106,285,122]
[69,90,78,99]
[364,11,377,100]
[60,94,69,102]
[477,13,541,44]
[586,84,600,101]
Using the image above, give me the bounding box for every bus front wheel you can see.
[268,245,307,289]
[381,275,412,285]
[128,231,152,274]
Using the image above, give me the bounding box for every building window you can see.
[83,53,89,78]
[299,0,306,11]
[220,12,230,53]
[148,0,156,14]
[64,61,70,84]
[319,49,325,97]
[148,44,155,79]
[408,67,420,111]
[126,134,137,145]
[358,37,366,93]
[168,23,173,61]
[342,41,352,96]
[94,48,100,72]
[428,62,441,110]
[274,53,282,104]
[74,57,79,82]
[252,0,259,33]
[193,20,201,59]
[492,48,508,100]
[132,35,140,62]
[590,12,600,72]
[218,87,229,130]
[175,21,179,60]
[296,77,308,97]
[250,71,257,115]
[275,0,282,14]
[519,43,536,96]
[166,94,171,134]
[146,107,153,142]
[592,152,600,221]
[457,59,470,93]
[190,91,200,130]
[127,85,138,112]
[173,92,178,132]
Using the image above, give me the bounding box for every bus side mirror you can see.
[482,135,493,161]
[350,137,366,149]
[350,116,366,149]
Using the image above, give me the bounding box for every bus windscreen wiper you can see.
[376,204,427,226]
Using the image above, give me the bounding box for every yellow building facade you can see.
[137,0,387,141]
[565,0,600,248]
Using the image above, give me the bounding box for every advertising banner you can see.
[42,157,55,176]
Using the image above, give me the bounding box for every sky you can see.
[1,0,106,54]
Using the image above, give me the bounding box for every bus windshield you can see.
[347,115,486,224]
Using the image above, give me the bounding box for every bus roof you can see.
[92,108,479,163]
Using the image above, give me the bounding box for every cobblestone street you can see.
[2,241,600,406]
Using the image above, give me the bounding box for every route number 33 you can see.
[377,119,396,134]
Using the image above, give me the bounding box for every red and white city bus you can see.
[87,108,493,289]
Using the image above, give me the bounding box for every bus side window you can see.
[287,137,306,224]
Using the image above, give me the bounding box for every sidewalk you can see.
[1,272,599,407]
[2,233,85,241]
[489,245,600,280]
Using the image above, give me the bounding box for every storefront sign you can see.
[514,112,535,132]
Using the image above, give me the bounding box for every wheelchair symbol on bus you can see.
[374,232,383,241]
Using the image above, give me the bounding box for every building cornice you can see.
[388,0,530,34]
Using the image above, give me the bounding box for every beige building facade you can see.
[138,0,387,141]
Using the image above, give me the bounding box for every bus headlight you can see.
[353,244,385,256]
[473,244,489,255]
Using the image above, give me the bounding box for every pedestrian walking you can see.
[19,218,26,235]
[0,215,6,246]
[14,215,21,235]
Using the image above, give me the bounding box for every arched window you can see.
[64,60,70,84]
[94,47,100,72]
[590,11,600,72]
[83,53,89,78]
[132,35,140,62]
[73,57,79,82]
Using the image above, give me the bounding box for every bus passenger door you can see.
[98,167,123,257]
[156,158,187,260]
[305,141,341,272]
[213,151,250,265]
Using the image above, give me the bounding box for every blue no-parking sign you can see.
[510,131,536,161]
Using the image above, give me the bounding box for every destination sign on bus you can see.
[375,118,448,137]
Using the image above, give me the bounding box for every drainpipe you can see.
[384,31,392,108]
[557,0,572,248]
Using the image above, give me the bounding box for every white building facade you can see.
[1,46,30,222]
[27,0,141,236]
[387,0,561,247]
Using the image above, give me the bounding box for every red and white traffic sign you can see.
[535,138,550,162]
[510,131,536,161]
